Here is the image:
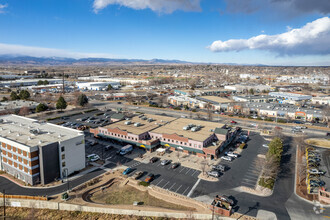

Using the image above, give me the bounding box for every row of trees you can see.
[37,80,50,85]
[10,90,31,100]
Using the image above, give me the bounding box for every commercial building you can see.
[0,115,85,185]
[232,95,276,103]
[167,96,208,109]
[311,96,330,106]
[224,84,271,93]
[91,114,238,159]
[76,81,121,91]
[0,79,62,88]
[78,76,149,85]
[269,92,312,104]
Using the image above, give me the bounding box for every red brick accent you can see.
[18,157,22,162]
[107,127,128,136]
[31,160,39,166]
[8,160,12,165]
[14,162,17,168]
[12,147,16,152]
[3,158,7,163]
[24,167,28,173]
[183,150,189,154]
[23,151,27,157]
[31,168,40,175]
[170,147,176,151]
[7,145,11,150]
[1,143,5,148]
[18,149,21,154]
[197,153,205,158]
[30,151,38,158]
[23,159,28,165]
[7,152,12,158]
[19,164,23,170]
[13,155,17,160]
[163,133,189,143]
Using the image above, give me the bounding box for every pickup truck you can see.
[212,164,226,172]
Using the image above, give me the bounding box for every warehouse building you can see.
[0,115,85,185]
[76,81,121,91]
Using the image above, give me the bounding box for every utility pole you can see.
[62,71,65,95]
[3,189,5,220]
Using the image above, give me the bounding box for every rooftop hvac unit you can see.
[125,121,132,125]
[191,127,199,132]
[134,122,141,127]
[142,117,147,120]
[147,118,154,122]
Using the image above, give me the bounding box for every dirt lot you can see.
[305,138,330,148]
[91,182,195,211]
[0,207,175,220]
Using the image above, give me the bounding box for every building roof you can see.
[111,113,125,120]
[0,115,83,148]
[151,118,224,142]
[214,128,228,135]
[0,100,39,111]
[197,96,233,105]
[104,114,176,135]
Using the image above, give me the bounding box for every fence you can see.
[0,194,47,201]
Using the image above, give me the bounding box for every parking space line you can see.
[157,163,162,167]
[182,187,190,195]
[185,168,191,175]
[179,167,186,173]
[155,179,164,186]
[175,185,182,193]
[191,170,198,176]
[169,183,176,191]
[162,181,170,189]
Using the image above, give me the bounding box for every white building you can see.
[78,76,149,85]
[0,79,62,88]
[224,84,270,93]
[311,96,330,106]
[76,81,121,91]
[269,92,312,104]
[0,115,85,185]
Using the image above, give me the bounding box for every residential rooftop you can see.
[151,118,225,142]
[0,115,83,148]
[104,114,176,135]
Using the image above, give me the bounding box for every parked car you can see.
[207,170,220,178]
[310,180,325,187]
[160,159,170,166]
[230,120,237,124]
[308,158,321,163]
[212,164,226,172]
[86,154,100,162]
[132,171,144,180]
[105,145,112,151]
[262,144,269,148]
[144,173,155,183]
[90,140,98,146]
[309,169,325,175]
[171,162,180,169]
[149,157,159,163]
[123,167,132,175]
[226,151,238,158]
[221,156,233,162]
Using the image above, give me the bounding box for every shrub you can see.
[256,117,262,120]
[277,119,287,123]
[228,114,233,117]
[192,109,197,112]
[265,118,273,122]
[138,181,150,187]
[173,107,181,110]
[258,177,275,189]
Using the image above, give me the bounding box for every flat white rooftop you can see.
[0,115,83,148]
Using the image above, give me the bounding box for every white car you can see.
[221,156,233,162]
[309,169,325,175]
[262,144,269,148]
[226,151,238,158]
[86,154,100,162]
[207,170,220,177]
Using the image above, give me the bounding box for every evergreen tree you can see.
[19,90,31,100]
[56,96,67,110]
[10,91,19,100]
[36,103,48,112]
[77,94,88,107]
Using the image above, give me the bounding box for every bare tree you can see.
[200,159,207,175]
[125,93,133,104]
[176,151,180,161]
[158,95,167,107]
[206,102,213,121]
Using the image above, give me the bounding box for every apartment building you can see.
[0,115,85,185]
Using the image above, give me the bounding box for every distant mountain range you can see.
[0,55,198,66]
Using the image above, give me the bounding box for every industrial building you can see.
[76,81,121,91]
[269,92,312,104]
[232,95,276,103]
[0,115,85,185]
[0,79,62,88]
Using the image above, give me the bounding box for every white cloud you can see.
[208,17,330,56]
[0,43,116,59]
[0,3,8,13]
[93,0,201,14]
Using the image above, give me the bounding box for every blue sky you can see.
[0,0,329,65]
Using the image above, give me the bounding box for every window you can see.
[62,154,65,160]
[61,146,65,152]
[62,162,66,167]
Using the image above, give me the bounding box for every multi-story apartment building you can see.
[0,115,85,185]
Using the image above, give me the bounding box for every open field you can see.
[0,207,174,220]
[91,182,195,211]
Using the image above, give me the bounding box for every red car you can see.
[230,120,237,124]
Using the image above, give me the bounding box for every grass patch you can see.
[84,108,98,113]
[91,182,195,211]
[305,138,330,148]
[138,181,150,187]
[258,177,275,190]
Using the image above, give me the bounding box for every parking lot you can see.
[49,109,121,129]
[85,136,201,197]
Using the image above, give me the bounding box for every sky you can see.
[0,0,329,66]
